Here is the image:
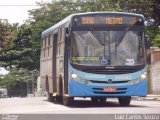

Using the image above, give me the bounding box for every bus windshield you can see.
[71,30,146,66]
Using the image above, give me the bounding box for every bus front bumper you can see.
[68,79,147,97]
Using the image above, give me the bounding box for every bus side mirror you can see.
[65,34,70,51]
[65,34,69,39]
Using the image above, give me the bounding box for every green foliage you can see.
[152,34,160,47]
[118,0,153,17]
[0,68,37,97]
[0,23,39,69]
[0,21,14,52]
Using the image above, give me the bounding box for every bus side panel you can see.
[40,34,54,93]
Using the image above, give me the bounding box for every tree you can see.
[0,68,38,97]
[0,23,35,69]
[0,19,13,52]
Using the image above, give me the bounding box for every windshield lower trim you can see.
[70,63,146,74]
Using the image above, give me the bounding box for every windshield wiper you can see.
[115,26,130,47]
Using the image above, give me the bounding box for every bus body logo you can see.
[108,79,112,84]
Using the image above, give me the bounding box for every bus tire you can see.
[62,81,73,106]
[46,79,54,102]
[47,93,55,102]
[55,96,62,103]
[118,96,131,106]
[63,96,74,106]
[56,77,63,103]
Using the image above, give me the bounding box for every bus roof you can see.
[42,12,144,36]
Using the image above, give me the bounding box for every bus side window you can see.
[43,37,45,48]
[57,28,65,56]
[44,36,47,58]
[53,33,58,54]
[65,28,69,36]
[57,29,60,55]
[60,28,65,55]
[41,38,44,59]
[48,34,51,46]
[48,34,51,57]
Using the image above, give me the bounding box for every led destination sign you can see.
[73,15,143,25]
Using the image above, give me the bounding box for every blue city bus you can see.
[40,12,148,106]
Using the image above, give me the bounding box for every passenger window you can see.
[48,34,51,46]
[45,37,47,47]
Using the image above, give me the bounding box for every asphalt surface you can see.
[0,96,160,114]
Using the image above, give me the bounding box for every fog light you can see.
[83,79,89,84]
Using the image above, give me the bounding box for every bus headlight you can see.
[141,72,147,79]
[70,72,89,84]
[128,72,147,84]
[71,73,77,78]
[70,72,81,82]
[141,74,146,79]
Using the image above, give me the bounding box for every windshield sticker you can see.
[71,56,99,62]
[100,56,110,65]
[125,59,135,65]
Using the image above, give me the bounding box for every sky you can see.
[0,0,52,75]
[0,0,51,24]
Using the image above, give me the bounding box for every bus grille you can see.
[84,69,137,74]
[90,80,129,84]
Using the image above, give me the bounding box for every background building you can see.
[150,47,160,94]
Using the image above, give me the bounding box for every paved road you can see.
[0,97,160,114]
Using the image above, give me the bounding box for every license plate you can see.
[104,87,117,92]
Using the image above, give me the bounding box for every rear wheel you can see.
[46,79,54,102]
[55,96,62,103]
[56,77,63,104]
[118,96,131,106]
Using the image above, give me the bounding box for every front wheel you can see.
[47,93,55,102]
[63,96,74,106]
[118,96,131,106]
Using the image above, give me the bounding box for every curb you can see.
[132,94,160,101]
